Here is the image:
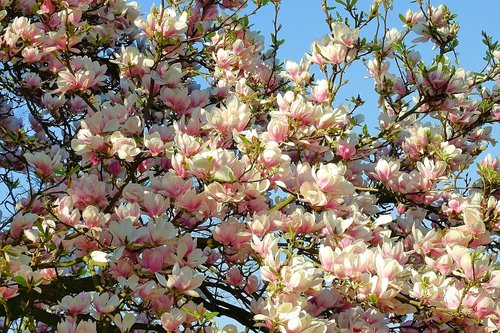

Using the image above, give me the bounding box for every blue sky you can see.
[137,1,500,68]
[248,1,500,69]
[137,0,500,159]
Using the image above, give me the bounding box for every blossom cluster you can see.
[0,0,498,332]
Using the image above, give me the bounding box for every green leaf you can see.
[15,276,27,287]
[197,23,204,34]
[347,0,358,8]
[4,177,20,190]
[182,305,198,318]
[238,134,252,146]
[334,0,347,7]
[67,166,80,177]
[362,125,369,136]
[240,15,249,28]
[204,311,219,320]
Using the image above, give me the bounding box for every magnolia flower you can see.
[145,218,177,244]
[109,219,148,245]
[59,292,92,315]
[374,158,400,183]
[142,192,170,218]
[205,96,250,133]
[144,132,166,156]
[82,205,110,228]
[137,8,187,39]
[0,285,19,301]
[462,207,485,235]
[298,182,326,206]
[21,46,42,62]
[110,131,140,162]
[92,292,120,315]
[113,46,154,76]
[331,21,359,47]
[160,308,186,331]
[311,163,355,196]
[138,248,164,273]
[10,213,38,238]
[57,56,108,93]
[90,251,110,264]
[315,41,347,65]
[166,263,204,296]
[1,1,499,332]
[68,174,108,209]
[113,313,136,333]
[309,80,329,103]
[282,257,322,293]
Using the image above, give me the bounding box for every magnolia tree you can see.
[0,0,499,331]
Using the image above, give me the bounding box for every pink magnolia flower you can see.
[251,234,279,259]
[311,163,354,196]
[174,132,201,157]
[144,132,166,156]
[161,308,186,332]
[213,218,252,247]
[110,219,148,245]
[462,207,485,235]
[160,87,191,115]
[374,158,400,183]
[316,41,347,65]
[110,258,135,279]
[10,213,38,238]
[113,46,154,77]
[284,58,311,85]
[82,206,110,229]
[281,257,321,293]
[113,313,136,333]
[41,93,66,112]
[138,8,187,39]
[375,256,403,281]
[166,263,204,297]
[244,275,259,295]
[57,56,108,93]
[309,80,329,103]
[248,212,274,238]
[21,47,42,62]
[54,196,81,226]
[59,292,92,316]
[259,141,284,168]
[113,312,137,333]
[68,174,108,209]
[473,294,496,319]
[24,72,42,88]
[337,140,357,160]
[175,190,206,212]
[144,218,177,244]
[142,192,170,218]
[226,266,243,286]
[151,173,192,198]
[110,132,141,162]
[267,118,289,142]
[443,286,462,309]
[138,248,165,273]
[56,318,77,333]
[0,285,19,301]
[92,292,120,315]
[331,21,359,47]
[205,96,251,133]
